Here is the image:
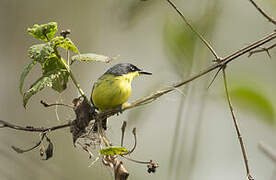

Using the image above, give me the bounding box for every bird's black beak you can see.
[138,70,152,75]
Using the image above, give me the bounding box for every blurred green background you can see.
[0,0,276,179]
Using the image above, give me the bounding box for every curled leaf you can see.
[51,36,79,53]
[27,22,58,41]
[19,60,37,95]
[71,53,112,63]
[100,146,128,156]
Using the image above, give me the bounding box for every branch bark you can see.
[222,67,253,180]
[248,0,276,25]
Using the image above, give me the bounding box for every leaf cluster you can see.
[20,22,112,107]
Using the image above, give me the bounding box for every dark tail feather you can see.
[102,118,107,130]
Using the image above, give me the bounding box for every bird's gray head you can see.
[104,63,152,76]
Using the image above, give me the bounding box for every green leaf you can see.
[42,56,69,93]
[19,60,37,95]
[51,36,79,53]
[27,22,58,42]
[28,43,55,64]
[71,53,112,63]
[23,70,67,107]
[99,146,128,156]
[230,87,275,124]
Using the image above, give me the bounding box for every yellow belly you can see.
[91,74,132,111]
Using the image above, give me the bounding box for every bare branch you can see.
[0,120,72,132]
[127,128,137,155]
[40,100,74,109]
[207,66,223,89]
[11,133,46,153]
[121,121,127,147]
[166,0,220,60]
[248,43,276,57]
[222,67,253,180]
[248,0,276,25]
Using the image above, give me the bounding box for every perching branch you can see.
[222,67,253,180]
[248,0,276,25]
[95,31,276,120]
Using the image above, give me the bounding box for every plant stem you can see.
[69,71,90,105]
[222,67,253,180]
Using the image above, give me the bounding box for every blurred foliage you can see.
[230,87,275,124]
[268,0,276,8]
[163,1,220,76]
[111,0,158,29]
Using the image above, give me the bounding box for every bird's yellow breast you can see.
[91,72,139,111]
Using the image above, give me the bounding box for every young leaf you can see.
[230,87,275,124]
[27,22,58,42]
[28,43,55,64]
[23,70,65,107]
[71,53,112,63]
[100,146,128,156]
[42,56,69,92]
[51,70,69,93]
[19,60,37,95]
[51,36,79,53]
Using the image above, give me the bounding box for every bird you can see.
[91,63,152,131]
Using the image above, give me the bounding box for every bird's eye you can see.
[130,66,135,71]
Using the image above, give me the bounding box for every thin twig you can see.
[127,128,137,154]
[248,0,276,25]
[121,121,127,147]
[248,43,276,57]
[121,155,151,164]
[166,0,220,60]
[40,100,74,109]
[11,133,46,153]
[207,66,223,89]
[222,67,253,180]
[0,120,72,132]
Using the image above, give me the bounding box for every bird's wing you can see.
[90,81,98,106]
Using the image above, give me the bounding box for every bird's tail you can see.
[90,98,108,132]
